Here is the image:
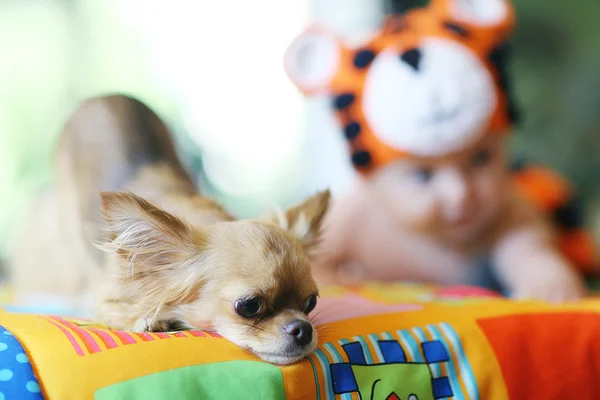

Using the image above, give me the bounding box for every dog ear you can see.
[267,190,331,251]
[98,191,209,302]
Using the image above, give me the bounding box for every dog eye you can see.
[235,297,262,318]
[304,295,318,314]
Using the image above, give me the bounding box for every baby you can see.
[284,0,595,301]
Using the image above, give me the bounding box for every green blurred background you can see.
[1,0,599,265]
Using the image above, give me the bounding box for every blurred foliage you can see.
[1,0,599,261]
[509,0,600,203]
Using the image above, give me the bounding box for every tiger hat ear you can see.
[284,27,343,95]
[427,0,515,55]
[428,0,514,29]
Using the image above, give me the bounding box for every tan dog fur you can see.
[8,94,330,364]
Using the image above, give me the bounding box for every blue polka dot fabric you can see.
[0,326,44,400]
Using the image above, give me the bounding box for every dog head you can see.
[99,190,330,365]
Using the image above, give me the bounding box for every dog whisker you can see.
[236,321,268,334]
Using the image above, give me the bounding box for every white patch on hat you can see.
[451,0,509,27]
[284,31,340,92]
[362,37,496,156]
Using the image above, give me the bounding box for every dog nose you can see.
[284,320,313,346]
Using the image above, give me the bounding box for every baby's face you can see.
[369,134,510,244]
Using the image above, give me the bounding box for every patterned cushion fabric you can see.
[2,282,600,399]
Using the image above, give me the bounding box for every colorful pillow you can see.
[2,282,600,399]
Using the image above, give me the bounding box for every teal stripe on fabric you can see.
[368,333,384,363]
[323,343,352,400]
[307,357,322,400]
[399,329,423,362]
[353,336,374,365]
[413,327,441,377]
[439,323,479,400]
[314,348,334,400]
[323,343,343,363]
[427,324,464,400]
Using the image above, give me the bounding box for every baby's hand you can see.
[312,260,366,287]
[491,196,589,304]
[510,266,586,304]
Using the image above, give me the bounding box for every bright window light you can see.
[116,0,310,198]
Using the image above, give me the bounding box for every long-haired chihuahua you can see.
[98,188,330,365]
[9,93,331,365]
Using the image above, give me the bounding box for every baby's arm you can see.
[311,229,361,287]
[311,196,367,287]
[490,196,586,303]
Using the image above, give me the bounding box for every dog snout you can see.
[283,319,313,346]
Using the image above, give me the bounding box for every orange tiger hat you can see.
[285,0,517,174]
